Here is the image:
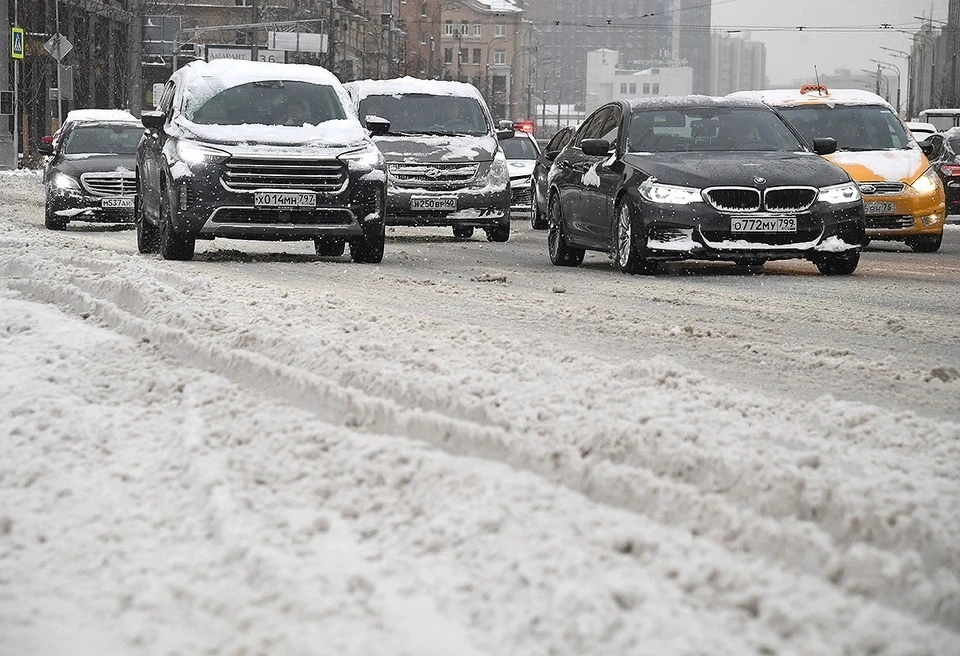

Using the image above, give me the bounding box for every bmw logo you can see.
[753,176,766,185]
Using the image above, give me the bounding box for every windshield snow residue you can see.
[358,94,490,136]
[63,125,143,155]
[778,105,912,152]
[186,80,347,126]
[628,108,804,153]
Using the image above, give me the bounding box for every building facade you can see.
[584,49,692,113]
[708,32,766,96]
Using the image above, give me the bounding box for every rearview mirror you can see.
[141,111,166,130]
[581,138,611,157]
[918,139,935,156]
[812,137,838,156]
[497,127,515,140]
[365,115,390,136]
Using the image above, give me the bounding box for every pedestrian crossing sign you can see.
[11,28,24,60]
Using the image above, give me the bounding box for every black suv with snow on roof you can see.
[136,59,389,261]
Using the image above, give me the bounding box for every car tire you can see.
[530,202,548,230]
[159,189,196,261]
[44,202,67,231]
[907,232,943,253]
[350,220,385,263]
[485,221,510,243]
[613,199,657,275]
[547,194,584,267]
[135,190,160,254]
[314,237,346,257]
[452,226,474,240]
[814,252,860,275]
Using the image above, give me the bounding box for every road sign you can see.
[143,16,181,57]
[43,33,73,61]
[11,28,24,60]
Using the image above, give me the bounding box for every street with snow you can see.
[1,169,959,654]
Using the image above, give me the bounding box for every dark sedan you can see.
[546,97,865,275]
[922,128,960,215]
[530,126,574,229]
[38,112,142,230]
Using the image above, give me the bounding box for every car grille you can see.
[222,159,347,192]
[704,187,761,212]
[388,162,479,188]
[209,208,354,225]
[511,187,532,206]
[763,187,818,212]
[866,215,914,230]
[80,173,135,197]
[859,182,905,196]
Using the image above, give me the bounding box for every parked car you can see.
[732,86,946,252]
[38,109,142,230]
[500,129,541,217]
[921,127,960,215]
[344,77,513,242]
[530,126,574,229]
[906,121,938,142]
[135,59,388,262]
[546,97,865,275]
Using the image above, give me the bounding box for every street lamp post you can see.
[485,35,506,111]
[881,46,913,117]
[871,59,901,112]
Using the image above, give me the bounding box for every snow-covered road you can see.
[1,170,958,655]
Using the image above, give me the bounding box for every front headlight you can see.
[489,150,509,186]
[176,140,230,166]
[339,147,384,171]
[52,173,80,191]
[911,167,941,195]
[638,179,702,205]
[818,182,862,205]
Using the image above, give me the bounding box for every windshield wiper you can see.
[416,130,471,137]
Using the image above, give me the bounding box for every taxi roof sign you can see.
[11,28,24,60]
[800,84,829,96]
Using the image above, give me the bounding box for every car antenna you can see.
[814,66,823,95]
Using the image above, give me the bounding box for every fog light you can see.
[921,213,942,227]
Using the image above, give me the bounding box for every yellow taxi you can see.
[730,86,946,252]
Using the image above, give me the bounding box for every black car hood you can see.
[372,134,496,164]
[622,151,850,188]
[55,154,137,177]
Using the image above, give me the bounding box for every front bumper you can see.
[639,199,864,262]
[46,188,134,223]
[385,184,510,227]
[168,163,384,241]
[862,189,945,240]
[510,179,533,213]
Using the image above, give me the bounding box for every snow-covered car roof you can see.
[346,77,485,103]
[62,109,140,125]
[626,95,769,111]
[729,87,893,109]
[906,121,937,132]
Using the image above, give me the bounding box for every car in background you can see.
[136,59,388,262]
[906,121,938,142]
[344,77,513,242]
[530,126,575,229]
[546,97,864,276]
[733,86,946,252]
[499,129,540,217]
[921,127,960,215]
[38,109,142,230]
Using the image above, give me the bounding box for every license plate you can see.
[101,197,134,209]
[254,191,317,208]
[411,196,457,211]
[864,201,896,215]
[731,216,797,232]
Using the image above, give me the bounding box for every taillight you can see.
[940,164,960,177]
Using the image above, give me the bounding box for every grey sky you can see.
[710,0,945,85]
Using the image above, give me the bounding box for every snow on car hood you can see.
[372,134,496,163]
[826,148,927,185]
[55,154,137,178]
[171,117,369,149]
[622,150,850,189]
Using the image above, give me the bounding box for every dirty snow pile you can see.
[0,171,958,655]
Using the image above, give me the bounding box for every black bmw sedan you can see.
[546,97,866,275]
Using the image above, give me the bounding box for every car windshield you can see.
[357,93,490,136]
[778,105,911,151]
[63,125,143,155]
[627,107,804,153]
[185,80,346,126]
[500,137,539,159]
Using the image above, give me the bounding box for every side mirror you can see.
[544,149,562,160]
[918,139,935,156]
[365,115,390,136]
[497,127,515,140]
[581,138,611,157]
[498,119,515,130]
[812,137,838,156]
[38,141,54,156]
[141,111,166,130]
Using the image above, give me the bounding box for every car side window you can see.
[575,108,609,146]
[598,106,622,152]
[158,82,176,116]
[545,128,570,154]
